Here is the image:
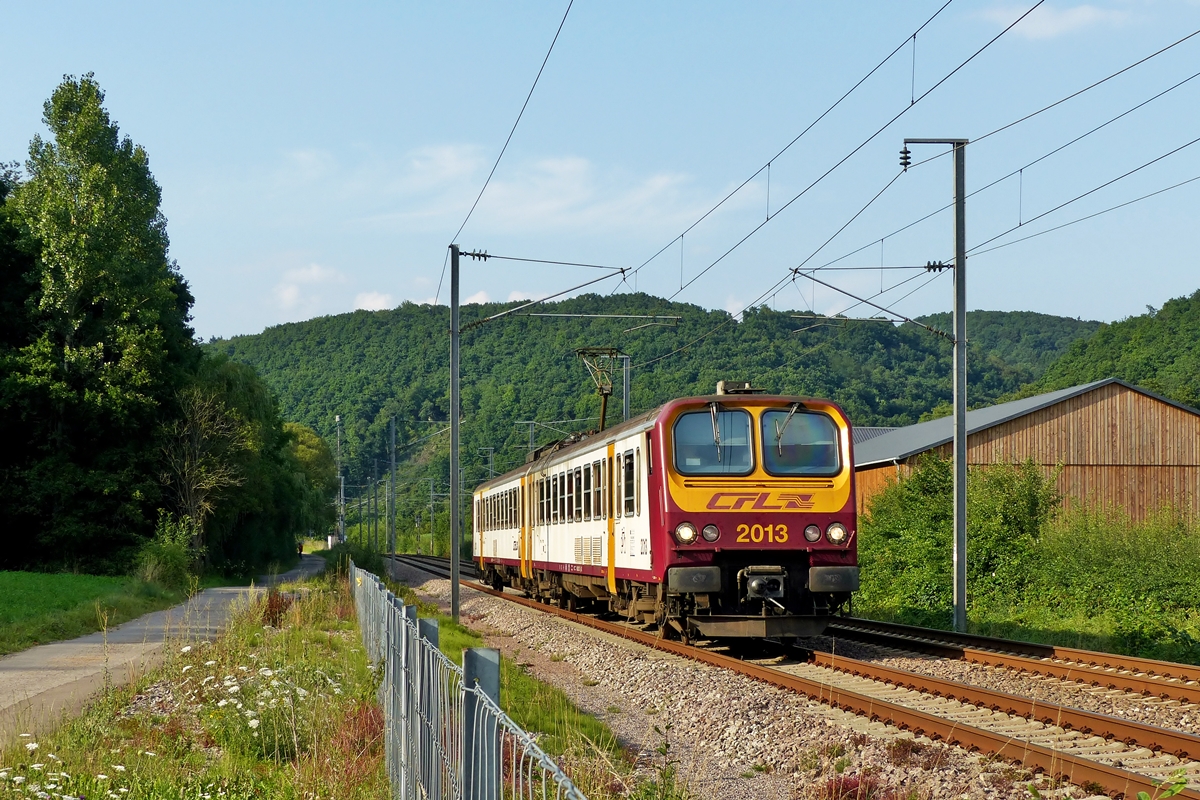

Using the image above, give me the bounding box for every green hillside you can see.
[1028,289,1200,408]
[212,296,1096,500]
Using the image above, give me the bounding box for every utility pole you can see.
[372,460,378,553]
[479,447,495,479]
[621,354,631,421]
[903,137,969,633]
[389,417,396,563]
[449,244,461,621]
[336,415,344,542]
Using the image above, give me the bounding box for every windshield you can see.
[760,408,841,476]
[673,408,753,475]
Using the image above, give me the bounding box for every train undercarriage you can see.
[479,559,857,643]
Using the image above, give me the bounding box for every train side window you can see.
[591,461,601,519]
[542,478,549,525]
[551,476,558,524]
[583,465,592,521]
[574,468,583,522]
[560,471,567,523]
[510,488,515,528]
[616,455,624,517]
[635,447,641,517]
[565,470,574,525]
[646,434,653,474]
[623,450,635,516]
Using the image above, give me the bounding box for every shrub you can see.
[136,511,200,592]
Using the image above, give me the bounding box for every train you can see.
[472,381,859,642]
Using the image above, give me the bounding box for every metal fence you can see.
[349,561,588,800]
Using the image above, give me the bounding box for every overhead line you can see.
[625,0,957,284]
[819,47,1200,270]
[969,133,1200,254]
[664,0,1046,301]
[435,0,575,303]
[970,173,1200,257]
[462,269,627,331]
[468,253,626,271]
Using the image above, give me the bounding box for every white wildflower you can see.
[270,679,280,687]
[97,773,109,780]
[180,645,192,653]
[19,733,31,737]
[182,665,193,673]
[227,685,240,694]
[258,668,273,677]
[237,666,248,672]
[12,776,25,784]
[143,751,157,757]
[295,687,309,697]
[204,660,216,666]
[248,719,260,729]
[113,765,126,772]
[202,676,214,684]
[46,754,60,762]
[31,763,44,770]
[217,699,228,707]
[25,742,38,751]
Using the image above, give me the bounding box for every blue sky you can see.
[3,1,1199,339]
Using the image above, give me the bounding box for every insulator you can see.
[899,147,912,170]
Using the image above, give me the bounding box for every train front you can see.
[656,390,858,639]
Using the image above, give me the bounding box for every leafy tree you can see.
[1,74,196,571]
[284,421,337,538]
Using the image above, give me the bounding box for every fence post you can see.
[463,648,500,800]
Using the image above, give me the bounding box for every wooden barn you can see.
[852,379,1200,520]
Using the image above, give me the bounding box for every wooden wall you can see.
[854,383,1200,521]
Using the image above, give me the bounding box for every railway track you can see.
[387,554,1200,799]
[828,618,1200,705]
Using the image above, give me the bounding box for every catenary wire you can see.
[623,0,958,287]
[435,0,575,303]
[970,172,1200,258]
[661,0,1045,301]
[462,268,626,331]
[969,133,1200,254]
[819,52,1200,270]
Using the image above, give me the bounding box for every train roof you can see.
[473,393,849,493]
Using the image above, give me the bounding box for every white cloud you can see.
[507,290,529,302]
[981,3,1130,39]
[273,263,346,311]
[724,295,745,321]
[354,291,394,311]
[465,290,491,304]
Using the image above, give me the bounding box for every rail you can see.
[390,554,1200,799]
[349,561,588,799]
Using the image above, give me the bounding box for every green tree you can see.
[284,421,337,538]
[1,74,196,571]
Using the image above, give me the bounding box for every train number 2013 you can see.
[735,523,788,543]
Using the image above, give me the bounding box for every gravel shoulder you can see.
[389,562,1094,800]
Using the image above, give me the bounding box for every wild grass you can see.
[0,572,187,657]
[0,573,387,799]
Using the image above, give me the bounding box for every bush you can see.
[857,455,1061,624]
[323,540,387,578]
[136,511,199,592]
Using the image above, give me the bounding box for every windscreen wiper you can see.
[774,403,802,456]
[709,402,722,463]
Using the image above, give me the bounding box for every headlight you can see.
[674,522,699,544]
[701,524,720,542]
[803,524,821,542]
[826,522,849,545]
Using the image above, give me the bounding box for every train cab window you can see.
[760,408,841,476]
[623,450,635,516]
[672,408,754,475]
[592,461,603,519]
[583,465,592,521]
[574,468,583,522]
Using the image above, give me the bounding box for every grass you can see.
[0,573,387,800]
[0,572,190,657]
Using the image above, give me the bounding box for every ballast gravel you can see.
[387,563,1106,800]
[808,636,1199,736]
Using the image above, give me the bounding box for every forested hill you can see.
[1027,289,1200,408]
[212,295,1098,486]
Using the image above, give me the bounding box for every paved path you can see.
[0,554,328,747]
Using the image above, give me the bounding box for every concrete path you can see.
[0,554,328,748]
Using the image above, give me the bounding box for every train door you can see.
[519,476,530,578]
[607,443,617,593]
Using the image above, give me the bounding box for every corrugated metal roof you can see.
[852,426,896,445]
[853,378,1200,468]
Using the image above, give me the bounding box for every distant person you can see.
[298,541,304,557]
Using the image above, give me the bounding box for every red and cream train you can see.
[472,382,859,641]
